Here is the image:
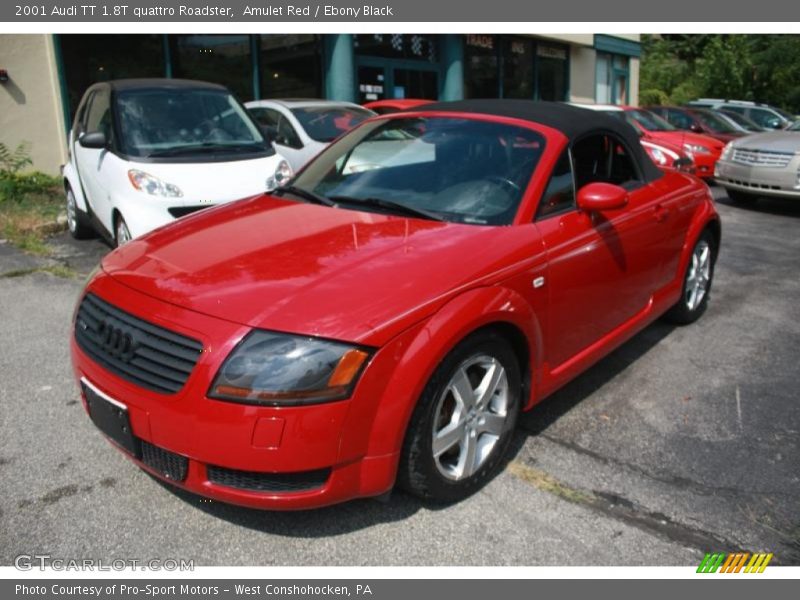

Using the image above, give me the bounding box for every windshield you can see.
[718,110,762,132]
[774,107,795,122]
[290,106,374,143]
[289,116,546,226]
[694,109,739,134]
[624,109,677,132]
[115,88,271,158]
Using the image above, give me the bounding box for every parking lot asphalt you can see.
[1,187,798,566]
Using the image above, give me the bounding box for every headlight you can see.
[720,142,734,160]
[208,330,371,405]
[683,143,711,156]
[648,147,669,165]
[266,160,293,191]
[128,169,183,198]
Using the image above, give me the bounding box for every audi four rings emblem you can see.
[96,319,138,362]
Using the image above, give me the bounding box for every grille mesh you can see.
[732,148,793,168]
[207,465,331,493]
[141,441,189,482]
[74,293,203,394]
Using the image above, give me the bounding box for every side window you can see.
[571,133,640,191]
[667,109,693,130]
[277,116,303,149]
[84,88,112,140]
[724,105,746,116]
[249,108,302,148]
[536,150,575,220]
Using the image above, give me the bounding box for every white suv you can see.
[63,79,292,245]
[687,99,795,130]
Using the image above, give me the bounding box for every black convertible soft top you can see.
[421,99,663,182]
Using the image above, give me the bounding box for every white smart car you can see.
[245,99,375,172]
[63,79,293,245]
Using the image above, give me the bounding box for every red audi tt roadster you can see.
[71,101,720,509]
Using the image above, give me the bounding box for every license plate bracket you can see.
[82,380,140,457]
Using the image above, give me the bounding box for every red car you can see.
[70,101,720,510]
[647,106,745,144]
[363,98,433,114]
[619,107,725,181]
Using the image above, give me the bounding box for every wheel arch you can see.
[358,285,543,462]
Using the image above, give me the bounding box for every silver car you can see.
[715,121,800,203]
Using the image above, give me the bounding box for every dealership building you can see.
[0,33,641,173]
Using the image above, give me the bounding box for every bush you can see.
[639,88,670,106]
[0,142,61,203]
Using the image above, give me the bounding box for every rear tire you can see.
[65,187,95,240]
[398,330,521,503]
[663,230,716,325]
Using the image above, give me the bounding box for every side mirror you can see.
[690,123,703,133]
[79,131,107,149]
[577,182,628,212]
[765,118,782,129]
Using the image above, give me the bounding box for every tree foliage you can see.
[640,34,800,113]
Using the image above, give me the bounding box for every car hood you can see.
[645,131,725,153]
[129,154,286,204]
[101,195,536,345]
[732,131,800,153]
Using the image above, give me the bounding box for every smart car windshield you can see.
[115,88,272,159]
[290,106,375,142]
[287,116,545,225]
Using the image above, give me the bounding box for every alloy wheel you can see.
[685,239,711,311]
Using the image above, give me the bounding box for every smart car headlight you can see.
[209,330,371,405]
[266,160,293,191]
[128,169,183,198]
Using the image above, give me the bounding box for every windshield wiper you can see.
[274,185,336,207]
[146,143,262,158]
[329,195,444,222]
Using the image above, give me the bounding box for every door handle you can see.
[654,204,669,223]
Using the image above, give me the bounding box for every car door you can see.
[249,106,306,171]
[72,86,116,234]
[535,135,667,368]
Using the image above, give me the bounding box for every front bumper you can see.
[70,274,400,509]
[715,158,800,199]
[691,153,719,180]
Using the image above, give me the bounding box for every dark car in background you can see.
[647,106,745,144]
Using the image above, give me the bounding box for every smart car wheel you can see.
[398,330,521,503]
[664,230,716,325]
[65,187,94,240]
[115,215,132,247]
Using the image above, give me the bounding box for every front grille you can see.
[74,293,203,394]
[732,148,793,168]
[207,465,331,493]
[141,441,189,482]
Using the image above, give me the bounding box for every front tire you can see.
[65,187,95,240]
[663,230,716,325]
[398,330,521,503]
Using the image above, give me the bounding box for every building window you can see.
[259,35,322,99]
[596,52,629,105]
[464,34,499,98]
[58,34,164,120]
[354,34,439,63]
[170,35,253,101]
[536,43,568,101]
[502,38,534,99]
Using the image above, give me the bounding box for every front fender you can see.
[63,161,89,213]
[339,285,543,471]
